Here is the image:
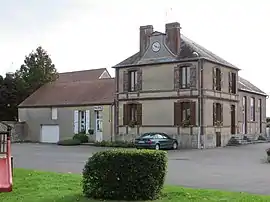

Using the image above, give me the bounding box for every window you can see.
[259,99,262,133]
[128,70,137,92]
[179,66,190,88]
[79,110,86,133]
[123,103,142,126]
[229,72,237,94]
[213,103,223,126]
[251,97,255,121]
[213,68,222,91]
[174,101,196,126]
[51,108,57,120]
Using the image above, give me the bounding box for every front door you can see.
[95,110,103,142]
[216,132,221,147]
[231,105,236,134]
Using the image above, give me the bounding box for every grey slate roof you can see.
[238,76,267,96]
[115,34,237,69]
[114,34,266,96]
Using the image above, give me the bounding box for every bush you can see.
[258,135,266,141]
[57,139,81,146]
[73,133,89,143]
[92,140,135,148]
[82,149,167,200]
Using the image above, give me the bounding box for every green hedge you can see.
[57,139,81,146]
[82,149,167,200]
[73,133,89,143]
[92,140,135,148]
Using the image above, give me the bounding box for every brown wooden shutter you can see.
[136,103,142,125]
[174,102,181,125]
[220,104,223,125]
[174,66,180,89]
[232,73,236,94]
[190,102,196,126]
[136,69,142,91]
[213,103,216,125]
[212,68,216,90]
[190,66,197,88]
[123,104,129,125]
[123,70,129,92]
[228,72,232,93]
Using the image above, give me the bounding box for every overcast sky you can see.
[1,0,270,114]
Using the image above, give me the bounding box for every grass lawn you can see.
[0,169,270,202]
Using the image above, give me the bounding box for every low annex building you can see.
[18,68,115,143]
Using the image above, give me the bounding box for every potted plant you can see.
[215,121,222,127]
[88,129,94,135]
[128,120,137,128]
[181,119,190,128]
[266,148,270,163]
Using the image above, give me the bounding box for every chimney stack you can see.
[165,22,181,56]
[140,25,154,56]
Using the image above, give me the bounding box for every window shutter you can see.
[74,110,79,134]
[190,66,197,88]
[174,66,180,89]
[213,103,216,125]
[85,110,90,134]
[221,104,223,125]
[123,71,129,92]
[174,102,181,125]
[136,103,142,125]
[190,102,196,126]
[228,72,232,93]
[212,68,216,90]
[136,69,142,91]
[123,104,129,125]
[232,73,236,93]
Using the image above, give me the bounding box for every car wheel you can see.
[155,144,160,150]
[172,142,178,150]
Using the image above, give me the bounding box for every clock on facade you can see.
[152,41,161,52]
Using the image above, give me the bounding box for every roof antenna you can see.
[165,7,173,24]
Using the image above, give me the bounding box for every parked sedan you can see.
[135,132,178,150]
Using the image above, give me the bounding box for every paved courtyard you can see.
[11,142,270,195]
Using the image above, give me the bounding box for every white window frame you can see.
[51,108,58,120]
[129,71,137,92]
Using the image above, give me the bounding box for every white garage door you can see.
[41,125,60,143]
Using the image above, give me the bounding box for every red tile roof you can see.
[19,68,115,107]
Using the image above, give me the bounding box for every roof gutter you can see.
[238,89,268,97]
[113,56,239,70]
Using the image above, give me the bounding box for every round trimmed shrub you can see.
[82,149,167,200]
[57,139,81,146]
[73,133,89,143]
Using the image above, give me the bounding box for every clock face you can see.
[152,41,161,52]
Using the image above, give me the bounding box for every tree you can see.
[0,46,58,121]
[16,46,58,96]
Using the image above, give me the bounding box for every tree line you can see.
[0,46,58,121]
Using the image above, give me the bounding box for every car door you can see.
[160,133,173,148]
[155,134,167,148]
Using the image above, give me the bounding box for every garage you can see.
[40,125,60,143]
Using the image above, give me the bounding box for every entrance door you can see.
[95,110,103,142]
[231,105,236,134]
[216,132,221,147]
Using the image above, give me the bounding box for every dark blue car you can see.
[135,132,178,150]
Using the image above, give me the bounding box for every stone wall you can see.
[0,121,27,142]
